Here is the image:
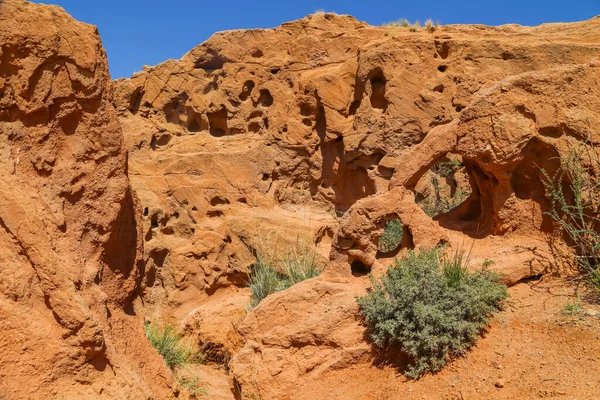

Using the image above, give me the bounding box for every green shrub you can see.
[247,247,324,307]
[562,295,583,316]
[144,323,198,369]
[357,247,508,378]
[542,146,600,297]
[378,219,403,253]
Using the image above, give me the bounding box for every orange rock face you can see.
[3,1,600,398]
[0,1,171,398]
[114,13,600,399]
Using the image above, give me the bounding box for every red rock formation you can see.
[114,13,600,398]
[0,1,172,398]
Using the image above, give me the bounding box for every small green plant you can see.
[378,219,404,253]
[562,295,583,315]
[357,247,508,378]
[542,145,600,297]
[144,323,199,369]
[177,376,208,398]
[247,246,324,307]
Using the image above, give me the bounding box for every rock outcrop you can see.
[114,12,600,399]
[0,1,172,398]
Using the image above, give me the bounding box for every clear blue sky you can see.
[33,0,599,79]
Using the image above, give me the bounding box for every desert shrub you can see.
[562,295,583,316]
[357,247,508,378]
[177,376,208,398]
[378,219,404,253]
[542,145,600,297]
[419,158,471,217]
[144,323,199,369]
[247,247,324,307]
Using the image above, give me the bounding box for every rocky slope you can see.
[0,1,172,398]
[114,11,600,399]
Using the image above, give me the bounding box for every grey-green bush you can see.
[542,146,600,297]
[357,247,508,378]
[378,219,403,253]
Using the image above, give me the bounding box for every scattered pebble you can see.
[495,378,506,388]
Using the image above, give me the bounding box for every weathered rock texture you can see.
[0,1,172,398]
[114,12,600,399]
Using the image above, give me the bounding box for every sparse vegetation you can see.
[144,323,200,369]
[177,376,208,398]
[542,144,600,298]
[357,247,508,378]
[418,158,471,217]
[562,295,583,315]
[384,18,437,32]
[378,219,404,253]
[247,246,324,307]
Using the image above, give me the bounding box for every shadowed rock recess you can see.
[2,0,600,398]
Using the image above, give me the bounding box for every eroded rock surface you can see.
[112,12,600,400]
[0,1,172,398]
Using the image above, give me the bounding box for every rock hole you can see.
[207,210,224,218]
[248,121,261,133]
[210,196,230,206]
[437,65,448,73]
[207,107,228,137]
[434,39,450,59]
[262,173,270,181]
[539,126,562,138]
[351,259,370,277]
[414,154,472,219]
[143,207,149,217]
[302,118,312,127]
[192,206,198,211]
[239,80,255,101]
[251,49,263,58]
[270,68,280,74]
[367,68,388,111]
[258,89,273,107]
[455,105,464,112]
[433,84,444,93]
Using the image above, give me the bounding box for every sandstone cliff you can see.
[0,1,172,398]
[114,12,600,399]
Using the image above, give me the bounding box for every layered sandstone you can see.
[0,1,172,398]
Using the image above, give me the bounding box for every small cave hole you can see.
[210,196,230,206]
[270,68,280,75]
[262,173,270,181]
[258,89,273,107]
[367,68,388,111]
[437,65,448,73]
[239,80,255,101]
[251,49,264,58]
[248,121,261,133]
[351,259,370,277]
[143,207,149,217]
[433,84,444,93]
[302,118,312,127]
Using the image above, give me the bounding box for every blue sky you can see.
[34,0,599,79]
